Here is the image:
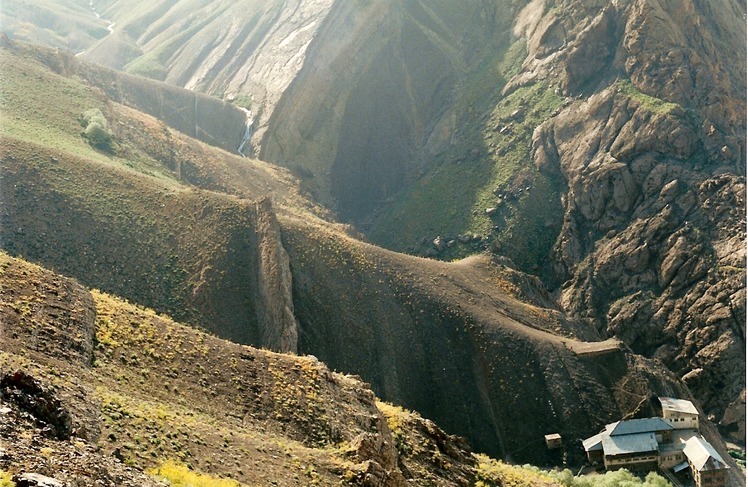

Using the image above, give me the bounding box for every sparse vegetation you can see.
[728,447,746,470]
[0,471,15,487]
[617,80,681,115]
[377,401,412,455]
[475,456,672,487]
[148,460,246,486]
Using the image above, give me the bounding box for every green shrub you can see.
[80,108,113,151]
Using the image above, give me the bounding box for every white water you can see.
[75,0,114,57]
[237,107,254,157]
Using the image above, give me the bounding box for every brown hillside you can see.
[0,252,485,486]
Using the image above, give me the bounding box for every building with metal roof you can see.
[683,436,730,487]
[581,398,728,487]
[605,418,673,437]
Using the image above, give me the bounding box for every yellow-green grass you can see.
[148,460,247,487]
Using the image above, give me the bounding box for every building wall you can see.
[695,468,728,487]
[662,411,699,430]
[604,453,658,472]
[587,450,604,464]
[658,451,686,469]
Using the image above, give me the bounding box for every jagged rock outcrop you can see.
[524,0,746,442]
[252,197,299,353]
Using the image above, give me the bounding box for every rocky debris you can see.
[12,473,65,487]
[423,233,490,258]
[0,395,161,486]
[432,236,447,253]
[1,371,72,440]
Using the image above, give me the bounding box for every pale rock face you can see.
[81,0,336,150]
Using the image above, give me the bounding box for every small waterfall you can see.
[237,107,254,157]
[76,0,113,57]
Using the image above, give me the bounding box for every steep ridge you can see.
[0,39,315,347]
[0,40,734,472]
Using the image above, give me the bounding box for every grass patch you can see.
[476,456,673,487]
[617,80,681,115]
[148,460,246,486]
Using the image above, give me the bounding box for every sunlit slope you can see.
[0,252,487,486]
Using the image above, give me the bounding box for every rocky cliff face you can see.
[252,197,299,353]
[521,0,746,442]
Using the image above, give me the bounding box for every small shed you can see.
[545,433,563,449]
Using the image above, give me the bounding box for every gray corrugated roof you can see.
[602,432,659,456]
[659,397,699,415]
[683,436,729,471]
[583,433,603,452]
[606,418,673,436]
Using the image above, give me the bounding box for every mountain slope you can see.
[0,0,744,477]
[66,0,745,446]
[0,252,483,486]
[516,0,746,443]
[0,39,731,472]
